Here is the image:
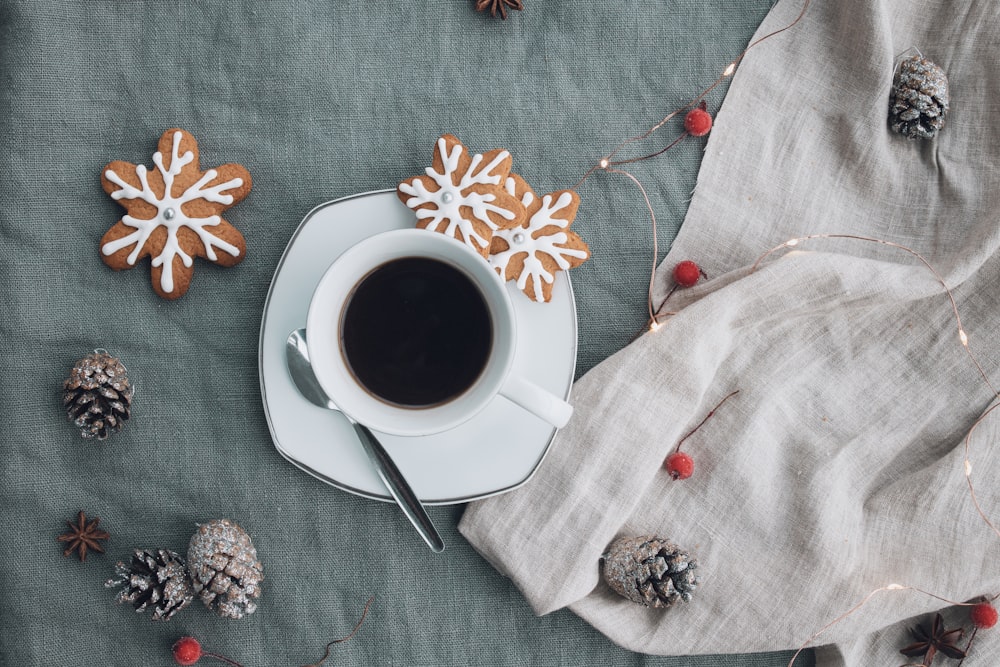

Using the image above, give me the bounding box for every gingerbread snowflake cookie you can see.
[397,134,525,257]
[100,129,252,300]
[488,174,590,302]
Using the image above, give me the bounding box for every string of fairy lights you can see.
[560,0,1000,660]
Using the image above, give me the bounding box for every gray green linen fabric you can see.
[0,1,809,666]
[462,0,1000,664]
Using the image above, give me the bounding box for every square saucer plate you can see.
[258,190,577,505]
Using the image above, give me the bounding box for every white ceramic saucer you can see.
[258,190,577,505]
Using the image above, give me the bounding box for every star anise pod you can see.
[475,0,523,19]
[57,511,110,562]
[899,613,967,665]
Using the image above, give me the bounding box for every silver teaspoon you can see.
[285,328,445,553]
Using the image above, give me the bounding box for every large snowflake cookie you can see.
[489,174,590,303]
[397,134,526,257]
[100,129,252,300]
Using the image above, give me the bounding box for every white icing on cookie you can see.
[102,131,243,294]
[399,137,516,250]
[491,184,588,301]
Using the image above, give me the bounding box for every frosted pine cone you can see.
[889,55,949,139]
[63,351,133,440]
[601,536,699,608]
[106,548,194,621]
[187,519,263,619]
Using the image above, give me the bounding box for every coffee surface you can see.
[341,257,493,407]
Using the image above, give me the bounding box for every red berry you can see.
[971,602,999,629]
[664,452,694,480]
[673,260,701,288]
[684,107,713,137]
[172,637,202,666]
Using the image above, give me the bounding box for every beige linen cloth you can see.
[460,0,1000,663]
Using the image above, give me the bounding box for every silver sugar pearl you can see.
[162,207,176,221]
[441,192,455,204]
[513,232,526,244]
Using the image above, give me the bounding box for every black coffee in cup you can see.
[340,257,493,407]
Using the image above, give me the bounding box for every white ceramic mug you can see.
[305,228,573,437]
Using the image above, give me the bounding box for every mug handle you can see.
[499,374,574,428]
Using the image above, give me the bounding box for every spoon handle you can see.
[351,421,445,553]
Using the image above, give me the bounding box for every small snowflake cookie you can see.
[489,174,590,302]
[397,134,526,257]
[100,129,252,300]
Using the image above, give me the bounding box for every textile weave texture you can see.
[462,0,1000,664]
[0,1,805,665]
